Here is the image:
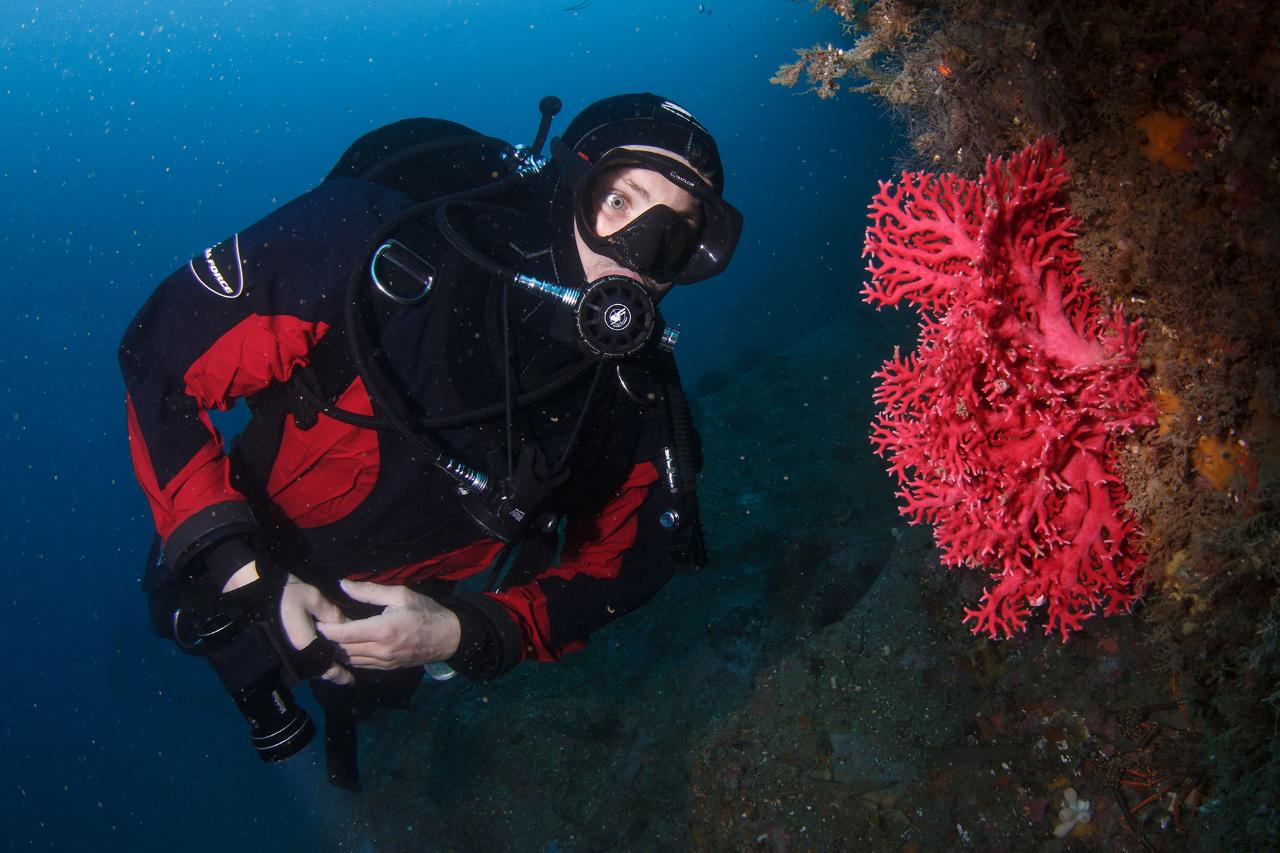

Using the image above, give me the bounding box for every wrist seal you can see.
[163,500,261,584]
[441,592,523,680]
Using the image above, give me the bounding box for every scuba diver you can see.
[118,93,742,788]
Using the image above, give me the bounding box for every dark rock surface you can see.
[344,311,1201,852]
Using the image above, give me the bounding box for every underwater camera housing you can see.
[182,605,316,762]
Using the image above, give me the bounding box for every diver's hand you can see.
[316,580,462,669]
[279,574,354,685]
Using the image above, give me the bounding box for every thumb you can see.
[304,593,347,624]
[339,579,406,608]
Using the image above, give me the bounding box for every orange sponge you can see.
[1135,110,1194,171]
[1192,434,1246,490]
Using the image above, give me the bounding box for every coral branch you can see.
[864,138,1156,640]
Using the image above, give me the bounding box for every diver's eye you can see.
[604,191,628,213]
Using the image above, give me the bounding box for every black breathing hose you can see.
[433,201,519,281]
[335,136,592,436]
[340,138,530,466]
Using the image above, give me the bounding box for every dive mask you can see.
[571,148,742,285]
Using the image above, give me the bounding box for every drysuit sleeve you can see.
[119,177,409,575]
[470,449,701,669]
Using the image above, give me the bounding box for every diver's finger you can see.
[316,616,392,644]
[303,593,347,624]
[346,655,397,670]
[339,579,409,608]
[328,640,390,657]
[280,602,319,650]
[321,663,355,685]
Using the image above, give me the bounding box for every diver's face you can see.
[574,150,705,297]
[589,165,701,238]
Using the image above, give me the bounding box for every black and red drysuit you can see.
[119,126,704,680]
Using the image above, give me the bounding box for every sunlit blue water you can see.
[0,1,893,848]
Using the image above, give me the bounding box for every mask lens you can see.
[573,149,740,283]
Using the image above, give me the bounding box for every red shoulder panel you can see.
[267,376,381,528]
[183,314,330,410]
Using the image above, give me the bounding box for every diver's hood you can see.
[545,93,742,285]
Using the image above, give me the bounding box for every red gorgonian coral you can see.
[863,137,1156,640]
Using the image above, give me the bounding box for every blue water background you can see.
[0,1,894,848]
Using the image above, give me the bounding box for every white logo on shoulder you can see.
[188,232,245,299]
